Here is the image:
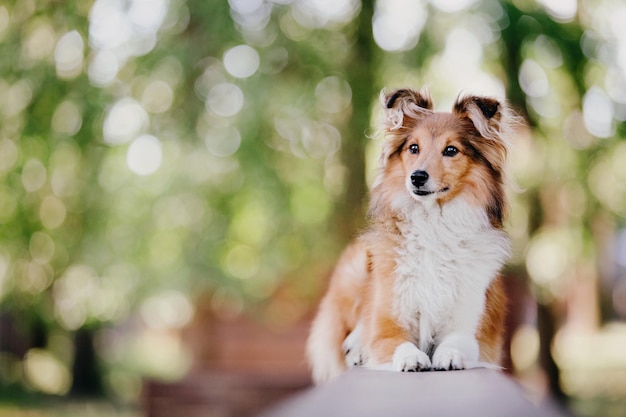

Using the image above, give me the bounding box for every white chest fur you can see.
[392,198,510,353]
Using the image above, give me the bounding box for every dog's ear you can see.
[453,95,513,172]
[381,88,433,130]
[384,88,433,111]
[453,95,502,134]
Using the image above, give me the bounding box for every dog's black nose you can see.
[411,170,429,187]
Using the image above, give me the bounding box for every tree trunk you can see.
[70,328,104,397]
[537,302,566,404]
[335,0,377,242]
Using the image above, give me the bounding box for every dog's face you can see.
[375,88,512,225]
[397,113,475,204]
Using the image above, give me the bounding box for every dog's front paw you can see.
[393,342,431,372]
[431,346,466,371]
[342,325,365,368]
[342,340,365,368]
[343,346,365,368]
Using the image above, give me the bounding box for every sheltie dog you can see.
[306,87,516,383]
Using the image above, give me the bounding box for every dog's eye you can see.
[443,146,459,157]
[408,144,419,154]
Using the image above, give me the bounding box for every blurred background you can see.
[1,0,626,416]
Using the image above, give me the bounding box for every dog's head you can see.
[374,87,514,226]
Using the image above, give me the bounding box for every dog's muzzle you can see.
[409,170,449,196]
[410,170,429,187]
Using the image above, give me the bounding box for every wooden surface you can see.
[259,368,571,417]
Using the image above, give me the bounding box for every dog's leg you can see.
[431,291,484,370]
[365,317,431,372]
[392,341,431,372]
[342,322,366,367]
[431,332,479,370]
[476,277,506,364]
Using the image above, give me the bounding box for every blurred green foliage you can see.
[1,0,626,405]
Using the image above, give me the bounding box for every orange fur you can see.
[306,87,515,383]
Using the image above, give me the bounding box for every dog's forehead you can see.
[409,112,465,141]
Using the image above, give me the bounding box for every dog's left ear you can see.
[453,95,503,136]
[453,95,512,171]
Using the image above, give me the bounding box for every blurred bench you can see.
[259,368,571,417]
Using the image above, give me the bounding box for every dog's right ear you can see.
[381,88,433,130]
[377,88,432,167]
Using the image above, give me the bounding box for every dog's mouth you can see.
[413,187,450,196]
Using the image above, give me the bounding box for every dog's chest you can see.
[392,201,509,346]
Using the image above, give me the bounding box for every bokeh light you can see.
[223,45,260,78]
[24,349,71,395]
[206,83,245,117]
[373,0,426,52]
[55,31,84,79]
[126,135,163,176]
[103,98,149,145]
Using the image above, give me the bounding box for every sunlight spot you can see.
[229,0,272,31]
[302,122,341,159]
[22,18,56,64]
[141,80,174,113]
[430,0,478,13]
[40,196,67,229]
[55,30,84,79]
[89,0,132,50]
[53,265,98,330]
[21,262,53,294]
[315,76,352,114]
[2,80,33,117]
[442,28,483,70]
[583,87,614,138]
[206,83,244,117]
[534,35,563,68]
[126,135,163,176]
[526,230,574,290]
[292,0,360,29]
[511,325,539,371]
[88,50,119,86]
[223,45,260,78]
[22,158,47,192]
[519,59,549,97]
[205,126,242,157]
[132,329,192,380]
[140,291,194,330]
[24,349,71,395]
[103,98,149,145]
[537,0,577,22]
[89,0,166,49]
[128,0,168,35]
[373,0,426,52]
[51,100,82,137]
[229,0,263,15]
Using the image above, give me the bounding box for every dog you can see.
[306,87,515,383]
